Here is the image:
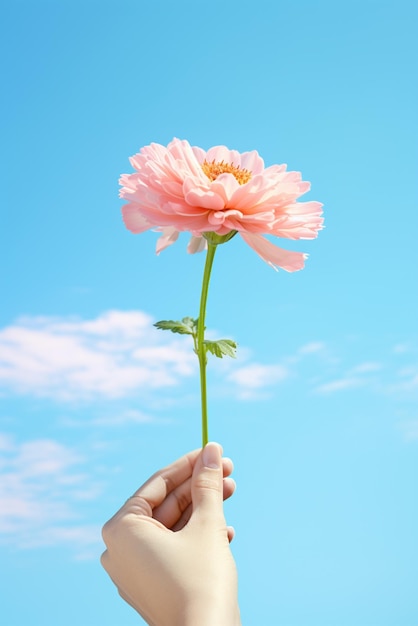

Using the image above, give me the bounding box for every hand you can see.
[101,443,241,626]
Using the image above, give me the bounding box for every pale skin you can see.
[101,442,241,626]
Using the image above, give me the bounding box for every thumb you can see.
[190,442,225,524]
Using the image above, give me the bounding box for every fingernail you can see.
[202,442,221,469]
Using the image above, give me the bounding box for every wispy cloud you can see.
[298,341,327,355]
[312,359,384,394]
[393,343,411,354]
[398,419,418,441]
[0,311,316,405]
[389,366,418,393]
[0,311,196,401]
[314,376,364,394]
[227,363,289,399]
[91,408,171,426]
[1,311,416,409]
[0,433,103,556]
[349,361,382,374]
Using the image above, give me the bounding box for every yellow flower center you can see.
[201,160,252,185]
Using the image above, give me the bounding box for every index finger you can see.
[129,448,201,513]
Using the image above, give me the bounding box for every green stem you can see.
[197,242,217,447]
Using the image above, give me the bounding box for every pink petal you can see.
[122,205,151,234]
[191,145,207,164]
[160,180,184,197]
[205,145,242,165]
[239,150,265,174]
[155,227,179,254]
[183,178,225,210]
[187,235,207,254]
[210,173,240,203]
[167,138,203,178]
[227,174,277,210]
[120,138,323,260]
[263,164,287,175]
[207,209,243,228]
[285,200,324,216]
[240,232,307,272]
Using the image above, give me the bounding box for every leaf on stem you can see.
[204,339,237,359]
[154,317,197,336]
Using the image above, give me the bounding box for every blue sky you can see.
[1,1,417,624]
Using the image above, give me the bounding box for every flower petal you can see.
[240,232,307,272]
[210,173,240,204]
[122,205,151,234]
[183,178,225,210]
[155,227,179,254]
[167,138,205,178]
[187,235,207,254]
[120,138,323,259]
[239,150,265,174]
[205,145,242,165]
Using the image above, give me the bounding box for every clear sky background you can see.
[1,1,417,625]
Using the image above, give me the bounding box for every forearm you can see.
[182,601,241,626]
[180,583,240,626]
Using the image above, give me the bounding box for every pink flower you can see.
[120,138,323,271]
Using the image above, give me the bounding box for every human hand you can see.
[101,443,241,626]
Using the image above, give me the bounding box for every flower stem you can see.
[197,242,217,447]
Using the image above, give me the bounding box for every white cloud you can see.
[0,433,103,555]
[389,366,418,393]
[298,341,326,355]
[350,361,382,374]
[91,408,169,426]
[0,311,196,401]
[0,310,315,406]
[399,419,418,441]
[313,354,418,395]
[393,343,410,354]
[313,359,386,394]
[291,340,339,367]
[0,433,14,452]
[17,524,102,556]
[227,363,289,399]
[2,309,415,418]
[314,376,363,394]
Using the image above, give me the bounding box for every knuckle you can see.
[101,520,113,545]
[100,550,109,569]
[125,495,152,516]
[194,475,220,492]
[173,489,191,513]
[101,513,125,545]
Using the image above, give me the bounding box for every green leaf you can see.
[154,318,196,336]
[181,317,199,332]
[203,339,237,359]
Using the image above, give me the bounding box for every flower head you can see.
[120,138,323,271]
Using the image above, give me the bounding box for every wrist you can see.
[182,598,241,626]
